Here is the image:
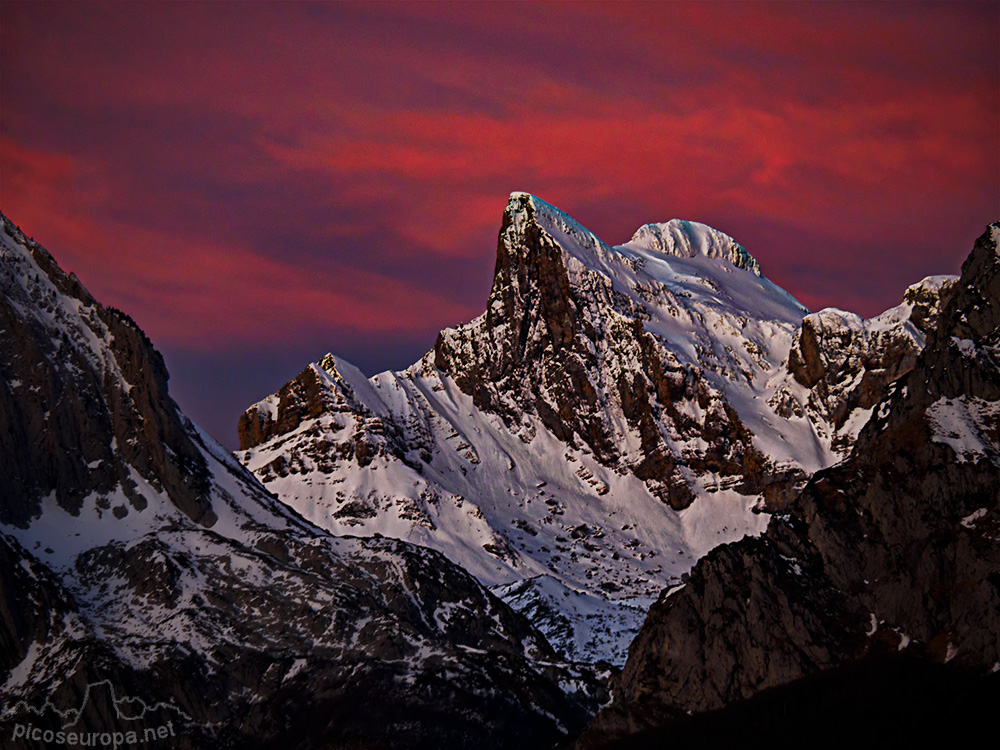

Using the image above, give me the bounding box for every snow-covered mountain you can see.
[0,212,604,749]
[238,193,954,663]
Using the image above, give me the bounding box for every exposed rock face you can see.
[785,275,958,455]
[0,532,82,679]
[579,223,1000,746]
[0,212,605,749]
[0,215,214,527]
[433,193,777,508]
[238,354,406,477]
[238,354,345,450]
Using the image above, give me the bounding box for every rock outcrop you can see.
[0,216,214,527]
[785,275,957,455]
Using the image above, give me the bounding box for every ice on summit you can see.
[507,192,618,272]
[620,219,762,276]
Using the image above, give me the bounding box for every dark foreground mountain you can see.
[577,223,1000,746]
[0,212,605,749]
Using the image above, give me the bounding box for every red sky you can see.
[2,0,998,447]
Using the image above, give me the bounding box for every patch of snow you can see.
[962,508,989,528]
[945,641,959,663]
[951,337,977,357]
[620,219,762,277]
[866,613,879,636]
[926,396,1000,464]
[662,583,686,600]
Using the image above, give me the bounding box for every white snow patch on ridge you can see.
[961,508,989,528]
[621,219,762,276]
[926,396,1000,465]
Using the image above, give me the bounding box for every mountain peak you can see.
[620,219,762,276]
[502,192,616,275]
[505,194,762,277]
[0,212,218,528]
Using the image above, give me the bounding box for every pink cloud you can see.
[1,136,478,352]
[3,0,997,339]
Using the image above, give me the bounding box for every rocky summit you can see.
[238,192,959,664]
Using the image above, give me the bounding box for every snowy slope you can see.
[243,353,773,662]
[239,193,950,664]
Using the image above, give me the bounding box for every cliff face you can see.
[580,223,1000,745]
[0,216,214,528]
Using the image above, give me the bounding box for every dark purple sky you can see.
[2,1,998,448]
